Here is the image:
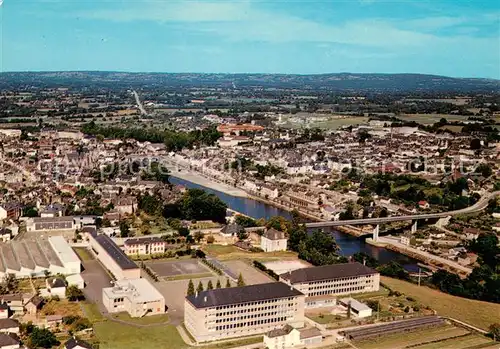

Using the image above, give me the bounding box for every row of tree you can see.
[186,273,246,296]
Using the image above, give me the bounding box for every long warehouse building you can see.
[89,233,141,280]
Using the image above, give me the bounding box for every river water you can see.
[170,176,419,270]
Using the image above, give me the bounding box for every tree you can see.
[225,278,231,288]
[187,280,195,296]
[207,280,214,290]
[470,138,482,150]
[193,231,205,243]
[177,227,190,238]
[216,279,222,289]
[235,215,258,228]
[489,323,500,341]
[28,327,59,348]
[119,221,131,238]
[66,285,85,301]
[475,163,492,178]
[196,281,204,293]
[237,273,245,287]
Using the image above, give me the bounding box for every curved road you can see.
[306,191,500,228]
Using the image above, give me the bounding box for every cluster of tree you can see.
[65,285,85,301]
[431,233,500,303]
[138,189,228,226]
[82,121,222,151]
[234,215,258,228]
[20,323,59,349]
[62,315,92,332]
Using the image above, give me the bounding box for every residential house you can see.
[65,337,93,349]
[25,296,44,315]
[0,305,8,320]
[261,228,287,252]
[418,201,430,209]
[0,204,22,222]
[0,319,19,335]
[0,333,20,349]
[338,298,372,318]
[263,325,323,349]
[400,232,412,246]
[45,315,63,329]
[260,183,279,199]
[0,296,22,315]
[42,278,67,299]
[220,223,243,238]
[114,197,137,215]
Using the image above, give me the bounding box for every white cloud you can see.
[76,0,497,53]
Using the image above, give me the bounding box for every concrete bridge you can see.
[305,191,499,241]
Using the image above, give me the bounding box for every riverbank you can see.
[366,236,471,277]
[169,170,248,198]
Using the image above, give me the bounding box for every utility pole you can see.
[418,267,422,287]
[377,300,380,321]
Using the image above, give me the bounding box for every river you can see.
[170,176,419,270]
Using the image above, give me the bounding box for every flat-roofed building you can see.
[26,217,75,234]
[280,263,379,303]
[89,233,140,280]
[184,282,305,343]
[102,278,165,318]
[123,237,166,256]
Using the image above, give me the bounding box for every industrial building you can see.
[26,217,75,234]
[184,282,305,343]
[102,278,165,318]
[0,236,81,279]
[89,233,141,280]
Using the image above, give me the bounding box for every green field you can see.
[94,322,188,349]
[382,276,500,330]
[94,321,263,349]
[74,247,94,261]
[81,302,106,323]
[412,333,497,349]
[396,113,470,125]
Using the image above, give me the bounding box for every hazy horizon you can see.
[1,0,499,79]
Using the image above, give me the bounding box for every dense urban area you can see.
[0,72,498,349]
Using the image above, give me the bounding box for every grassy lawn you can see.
[41,299,83,318]
[356,324,469,349]
[81,302,106,323]
[94,322,188,349]
[412,333,497,349]
[74,247,94,261]
[94,321,261,349]
[203,244,297,260]
[381,276,500,330]
[308,313,345,324]
[110,312,170,325]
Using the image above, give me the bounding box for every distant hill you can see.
[0,71,498,92]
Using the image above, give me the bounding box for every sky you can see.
[0,0,499,78]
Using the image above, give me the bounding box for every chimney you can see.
[195,292,198,298]
[204,296,207,303]
[363,258,366,266]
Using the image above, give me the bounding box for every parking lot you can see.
[223,260,274,285]
[80,258,113,312]
[145,259,210,277]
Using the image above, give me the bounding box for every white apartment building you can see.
[280,263,380,306]
[184,282,305,343]
[102,278,165,318]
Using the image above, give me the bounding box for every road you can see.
[132,90,147,115]
[306,191,499,228]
